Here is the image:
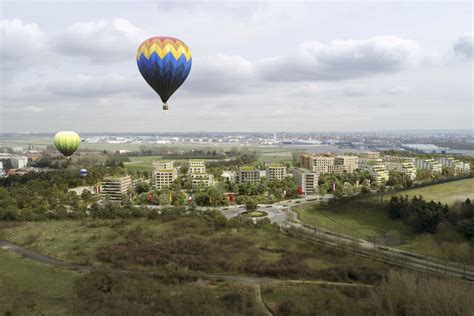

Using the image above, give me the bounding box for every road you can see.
[0,238,370,316]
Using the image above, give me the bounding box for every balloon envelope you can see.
[54,131,80,157]
[136,36,192,109]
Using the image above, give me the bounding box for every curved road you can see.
[1,239,371,316]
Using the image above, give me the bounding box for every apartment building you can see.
[415,159,442,173]
[300,153,358,175]
[152,160,178,189]
[188,160,207,174]
[101,176,132,201]
[187,160,214,186]
[10,156,28,169]
[384,160,417,180]
[293,168,319,194]
[436,157,471,174]
[236,166,261,184]
[365,161,389,184]
[265,163,286,180]
[359,152,381,159]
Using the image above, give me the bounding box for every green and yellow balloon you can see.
[53,131,81,157]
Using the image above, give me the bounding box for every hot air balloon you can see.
[136,36,192,110]
[53,131,80,157]
[79,168,88,177]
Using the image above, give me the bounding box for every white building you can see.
[11,156,28,169]
[221,170,236,182]
[436,157,471,175]
[415,159,442,173]
[359,159,389,184]
[384,161,417,180]
[188,160,214,187]
[101,176,132,201]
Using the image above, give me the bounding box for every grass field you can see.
[294,201,468,259]
[0,218,386,281]
[0,250,77,314]
[387,178,474,205]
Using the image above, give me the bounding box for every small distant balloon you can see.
[136,36,192,110]
[53,131,81,157]
[79,168,88,177]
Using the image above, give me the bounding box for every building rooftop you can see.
[241,165,258,171]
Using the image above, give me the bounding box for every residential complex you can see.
[152,160,178,189]
[414,159,442,173]
[10,156,28,169]
[236,166,261,184]
[187,160,214,187]
[363,160,389,184]
[384,160,417,180]
[436,157,471,174]
[300,153,358,175]
[101,176,132,202]
[293,168,319,194]
[265,163,286,180]
[359,152,381,159]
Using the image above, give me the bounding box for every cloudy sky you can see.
[0,0,472,133]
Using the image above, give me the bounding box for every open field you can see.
[262,282,370,315]
[0,217,386,282]
[387,178,474,205]
[294,201,468,259]
[0,249,78,314]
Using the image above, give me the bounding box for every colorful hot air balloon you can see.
[53,131,81,157]
[136,36,192,110]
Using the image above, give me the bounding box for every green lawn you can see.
[0,250,78,315]
[294,201,468,260]
[387,178,474,205]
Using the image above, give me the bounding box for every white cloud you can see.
[25,105,44,112]
[0,19,47,72]
[257,36,423,81]
[453,32,473,59]
[54,18,148,62]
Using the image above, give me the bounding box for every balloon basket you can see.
[162,103,169,111]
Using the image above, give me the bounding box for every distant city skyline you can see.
[1,1,473,132]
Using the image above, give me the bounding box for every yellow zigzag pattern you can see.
[137,42,192,61]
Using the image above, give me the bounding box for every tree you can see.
[245,198,258,212]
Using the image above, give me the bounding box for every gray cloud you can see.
[54,18,148,62]
[453,32,473,58]
[257,36,423,82]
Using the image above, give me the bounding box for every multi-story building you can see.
[364,161,389,184]
[236,166,261,184]
[188,160,207,174]
[436,157,471,174]
[188,160,214,187]
[334,156,359,173]
[415,159,442,173]
[152,160,178,189]
[359,152,381,159]
[101,176,132,201]
[384,161,417,180]
[10,156,28,169]
[0,161,3,170]
[293,168,319,194]
[300,153,358,175]
[265,163,286,180]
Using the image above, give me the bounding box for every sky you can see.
[0,0,473,133]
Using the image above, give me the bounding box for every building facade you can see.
[384,161,417,180]
[415,159,442,173]
[236,166,261,184]
[10,156,28,169]
[293,168,319,194]
[436,157,471,175]
[300,153,358,175]
[101,176,132,201]
[265,163,286,180]
[152,160,178,189]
